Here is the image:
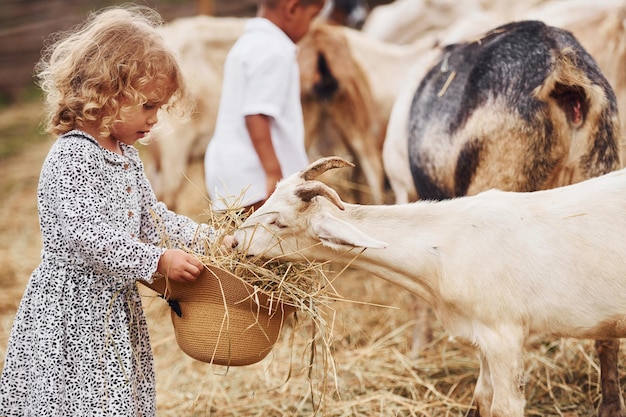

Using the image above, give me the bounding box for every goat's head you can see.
[231,156,387,260]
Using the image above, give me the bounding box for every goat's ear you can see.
[311,213,388,250]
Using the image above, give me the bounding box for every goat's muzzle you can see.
[223,235,237,249]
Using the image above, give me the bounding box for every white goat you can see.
[232,156,626,417]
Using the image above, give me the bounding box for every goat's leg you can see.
[155,128,196,209]
[595,339,625,417]
[302,100,322,151]
[336,126,386,204]
[469,350,493,417]
[476,328,526,417]
[410,296,433,356]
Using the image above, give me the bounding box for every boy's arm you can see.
[245,114,282,197]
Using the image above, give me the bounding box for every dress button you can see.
[126,186,132,193]
[128,210,134,217]
[123,163,129,170]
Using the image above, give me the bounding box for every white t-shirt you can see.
[204,18,309,210]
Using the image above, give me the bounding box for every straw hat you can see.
[141,265,296,366]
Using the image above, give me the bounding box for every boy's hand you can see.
[265,172,282,197]
[157,248,204,283]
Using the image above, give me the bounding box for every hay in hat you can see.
[141,195,358,400]
[142,265,298,366]
[205,202,354,378]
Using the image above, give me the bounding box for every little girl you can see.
[0,6,209,416]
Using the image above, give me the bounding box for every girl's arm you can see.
[52,141,206,284]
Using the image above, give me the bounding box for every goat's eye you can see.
[270,219,287,229]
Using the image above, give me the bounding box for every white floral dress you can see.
[0,131,206,416]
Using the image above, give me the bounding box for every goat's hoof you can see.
[467,407,481,417]
[597,403,625,417]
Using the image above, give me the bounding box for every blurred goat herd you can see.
[147,0,626,211]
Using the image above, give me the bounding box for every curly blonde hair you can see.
[35,5,191,138]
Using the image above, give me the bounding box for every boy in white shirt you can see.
[205,0,326,211]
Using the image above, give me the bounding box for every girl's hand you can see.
[157,248,204,283]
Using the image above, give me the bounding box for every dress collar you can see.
[61,130,139,165]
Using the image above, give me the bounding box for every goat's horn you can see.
[300,156,355,181]
[295,181,345,210]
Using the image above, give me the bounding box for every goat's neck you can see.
[330,202,446,305]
